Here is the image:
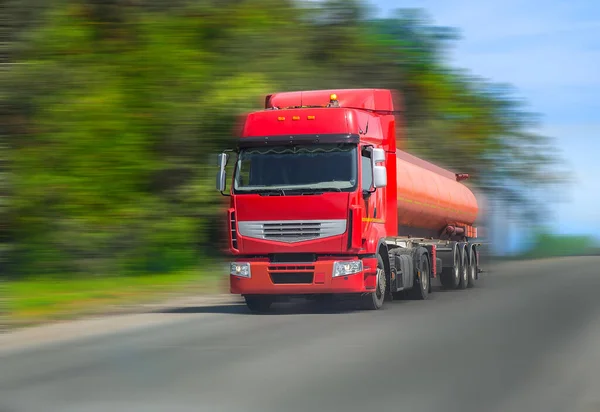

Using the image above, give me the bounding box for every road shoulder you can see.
[0,294,240,356]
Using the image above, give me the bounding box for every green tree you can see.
[1,0,568,278]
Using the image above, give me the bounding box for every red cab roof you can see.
[265,89,395,112]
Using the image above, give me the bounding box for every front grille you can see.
[263,222,321,241]
[269,272,314,284]
[270,253,317,263]
[238,219,347,243]
[268,265,315,284]
[268,265,316,271]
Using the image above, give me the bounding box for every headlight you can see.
[332,260,363,277]
[230,262,251,278]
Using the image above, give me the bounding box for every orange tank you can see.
[395,150,479,238]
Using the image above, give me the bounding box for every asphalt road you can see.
[2,257,600,412]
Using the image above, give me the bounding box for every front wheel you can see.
[361,254,386,310]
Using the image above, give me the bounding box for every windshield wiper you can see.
[256,189,286,196]
[289,187,344,195]
[254,187,344,196]
[285,189,323,196]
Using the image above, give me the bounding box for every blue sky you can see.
[373,0,600,245]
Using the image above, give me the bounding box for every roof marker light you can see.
[328,94,340,107]
[307,115,315,120]
[277,117,285,121]
[292,116,300,121]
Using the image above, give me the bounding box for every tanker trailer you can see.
[386,149,482,297]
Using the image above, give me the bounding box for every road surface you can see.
[1,257,600,412]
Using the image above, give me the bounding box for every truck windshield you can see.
[234,144,357,193]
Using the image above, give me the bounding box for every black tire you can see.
[440,247,460,289]
[428,264,433,294]
[245,296,273,313]
[458,246,468,290]
[407,247,430,300]
[362,254,386,310]
[467,246,477,288]
[388,251,401,301]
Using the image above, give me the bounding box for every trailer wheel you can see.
[440,247,460,289]
[362,254,386,310]
[467,247,476,288]
[458,246,468,290]
[244,296,273,313]
[407,248,430,300]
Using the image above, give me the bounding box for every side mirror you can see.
[372,148,386,164]
[373,165,387,188]
[216,153,229,192]
[370,147,386,189]
[217,152,229,168]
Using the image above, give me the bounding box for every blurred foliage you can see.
[521,232,600,259]
[1,0,567,278]
[6,266,225,325]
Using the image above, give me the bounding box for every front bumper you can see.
[230,257,379,295]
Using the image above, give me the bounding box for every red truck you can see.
[216,89,482,312]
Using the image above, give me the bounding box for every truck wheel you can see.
[244,296,273,313]
[467,247,476,288]
[407,248,430,300]
[440,247,460,289]
[362,254,386,310]
[389,251,405,300]
[458,246,468,290]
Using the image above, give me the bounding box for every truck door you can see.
[361,148,384,232]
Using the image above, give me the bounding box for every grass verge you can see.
[2,264,228,328]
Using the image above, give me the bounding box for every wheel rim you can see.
[454,251,460,282]
[421,258,428,291]
[376,266,386,299]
